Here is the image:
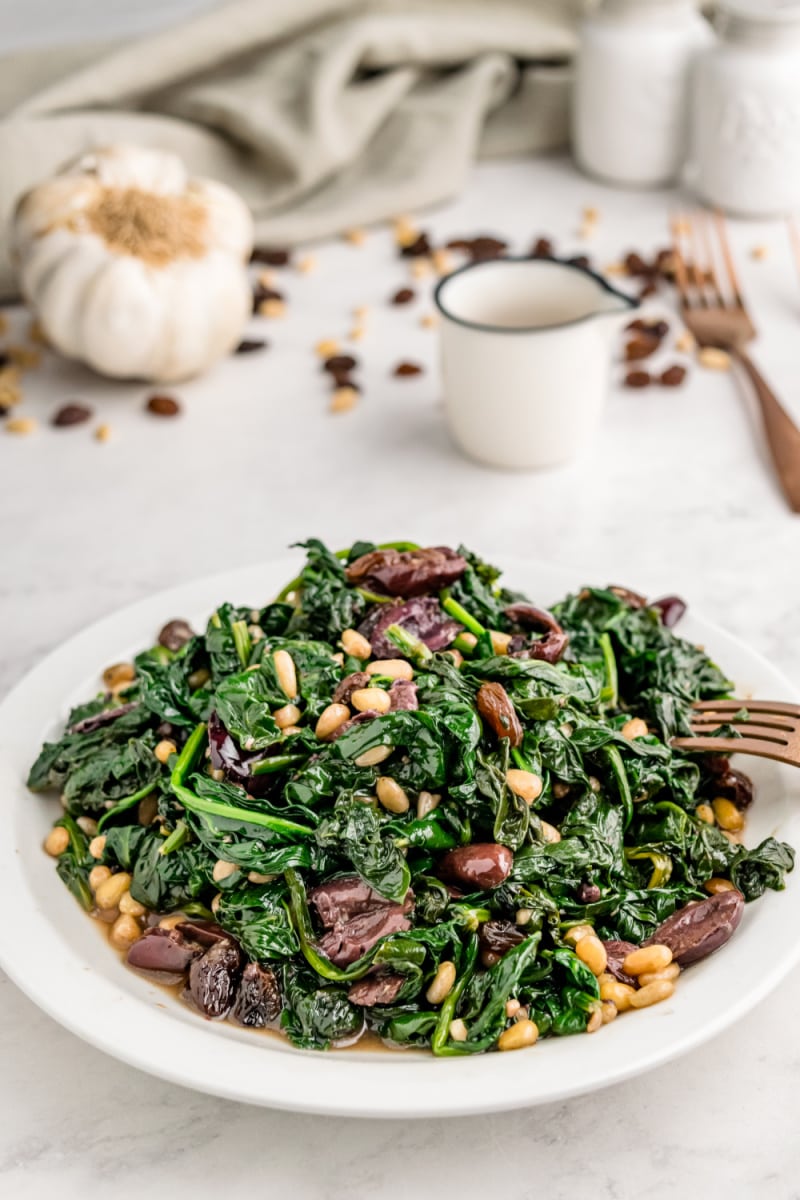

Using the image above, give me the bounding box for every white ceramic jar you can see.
[690,0,800,216]
[572,0,711,187]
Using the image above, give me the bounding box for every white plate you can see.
[1,555,798,1117]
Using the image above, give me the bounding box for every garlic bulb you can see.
[12,145,254,381]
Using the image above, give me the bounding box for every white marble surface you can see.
[3,155,800,1198]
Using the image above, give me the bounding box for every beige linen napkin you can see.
[0,0,583,298]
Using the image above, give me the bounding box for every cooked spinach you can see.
[31,538,794,1055]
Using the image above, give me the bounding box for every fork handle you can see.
[733,348,800,512]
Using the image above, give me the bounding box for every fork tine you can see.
[686,213,711,307]
[671,216,693,308]
[697,211,726,308]
[691,698,800,718]
[689,721,791,743]
[713,209,747,313]
[672,735,795,763]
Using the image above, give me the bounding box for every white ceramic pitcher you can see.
[434,257,638,470]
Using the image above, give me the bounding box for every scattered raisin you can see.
[400,232,432,258]
[250,247,290,266]
[323,354,357,374]
[531,236,554,257]
[146,394,181,417]
[660,364,687,387]
[252,285,284,313]
[624,370,651,389]
[638,280,659,299]
[52,403,92,427]
[392,287,416,305]
[567,254,591,269]
[624,251,650,276]
[393,362,423,377]
[235,339,268,354]
[624,334,660,361]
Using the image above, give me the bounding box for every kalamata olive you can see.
[577,882,601,904]
[68,701,138,735]
[602,940,638,986]
[318,905,412,967]
[348,973,406,1006]
[157,619,194,651]
[176,918,230,947]
[308,876,411,928]
[645,890,744,965]
[345,546,467,597]
[231,962,281,1026]
[358,595,462,660]
[438,844,513,890]
[388,679,419,711]
[650,595,687,628]
[478,919,526,966]
[333,672,371,705]
[504,604,568,664]
[207,711,251,785]
[476,681,523,747]
[706,758,754,809]
[187,939,243,1018]
[127,927,202,976]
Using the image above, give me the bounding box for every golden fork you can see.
[672,210,800,512]
[672,699,800,766]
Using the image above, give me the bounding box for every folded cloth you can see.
[0,0,583,298]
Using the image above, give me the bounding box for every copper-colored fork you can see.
[672,210,800,512]
[672,699,800,766]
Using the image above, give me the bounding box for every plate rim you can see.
[1,553,798,1118]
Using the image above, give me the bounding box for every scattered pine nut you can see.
[94,423,113,443]
[348,326,366,342]
[604,262,627,276]
[751,245,768,260]
[411,258,433,279]
[5,415,36,435]
[258,298,286,318]
[297,255,317,274]
[330,386,359,414]
[257,269,277,288]
[344,228,367,246]
[353,305,370,320]
[698,346,732,371]
[432,249,452,275]
[583,205,600,223]
[315,338,340,358]
[675,329,695,354]
[420,313,439,329]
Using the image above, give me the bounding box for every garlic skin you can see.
[12,145,254,382]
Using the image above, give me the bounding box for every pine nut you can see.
[376,776,410,814]
[586,1007,603,1033]
[506,768,543,804]
[459,633,478,650]
[600,1000,618,1024]
[638,962,681,986]
[89,865,112,891]
[622,944,673,976]
[575,934,608,976]
[426,960,457,1004]
[698,346,732,371]
[273,703,301,729]
[154,738,177,764]
[44,826,70,857]
[498,1018,539,1051]
[712,797,744,832]
[416,790,441,819]
[315,703,350,740]
[540,820,561,844]
[341,628,372,658]
[211,893,221,914]
[351,687,391,714]
[248,871,277,884]
[446,649,464,668]
[188,668,210,689]
[103,662,135,691]
[366,659,414,681]
[449,1018,468,1042]
[516,909,533,926]
[210,768,225,782]
[675,329,695,353]
[109,913,142,950]
[695,803,715,825]
[564,924,594,945]
[704,876,736,894]
[282,725,302,736]
[119,891,146,916]
[95,871,133,911]
[629,979,675,1008]
[588,776,601,793]
[599,979,636,1011]
[158,913,187,930]
[490,631,512,655]
[77,816,98,836]
[505,998,521,1018]
[354,744,394,768]
[273,650,298,699]
[212,859,238,883]
[89,835,107,859]
[621,717,648,740]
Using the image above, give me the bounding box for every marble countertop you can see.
[3,156,800,1199]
